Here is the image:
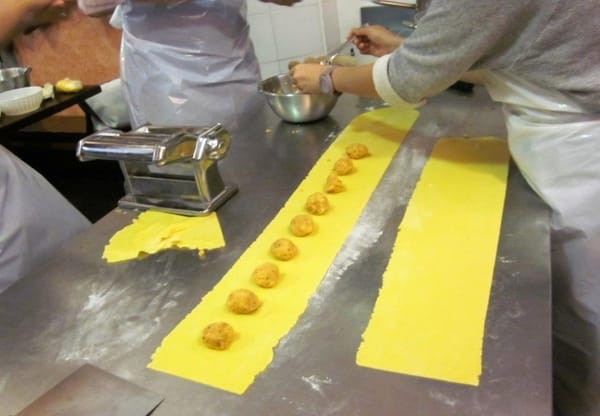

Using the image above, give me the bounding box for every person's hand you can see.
[24,0,66,11]
[26,0,72,15]
[349,24,403,57]
[134,0,191,3]
[289,63,326,94]
[23,0,74,29]
[259,0,302,6]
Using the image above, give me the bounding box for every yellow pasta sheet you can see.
[103,211,225,263]
[356,137,509,386]
[148,107,419,394]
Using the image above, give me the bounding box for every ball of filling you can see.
[333,157,354,175]
[227,289,262,314]
[324,172,345,194]
[290,214,315,237]
[270,238,298,261]
[346,143,369,159]
[252,262,280,288]
[305,192,330,215]
[202,322,236,350]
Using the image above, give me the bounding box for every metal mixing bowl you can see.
[259,73,338,123]
[0,67,31,93]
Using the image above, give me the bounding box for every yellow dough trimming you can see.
[148,107,420,394]
[356,137,510,386]
[103,210,225,262]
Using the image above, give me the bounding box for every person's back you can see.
[391,0,600,111]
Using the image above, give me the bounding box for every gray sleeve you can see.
[387,0,536,102]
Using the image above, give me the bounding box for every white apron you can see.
[118,0,262,130]
[482,70,600,416]
[0,147,90,293]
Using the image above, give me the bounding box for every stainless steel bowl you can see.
[0,67,31,93]
[259,73,338,123]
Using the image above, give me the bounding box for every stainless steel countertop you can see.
[0,88,552,415]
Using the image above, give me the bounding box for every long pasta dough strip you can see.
[356,137,510,386]
[148,107,420,394]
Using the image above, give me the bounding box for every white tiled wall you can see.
[336,0,376,38]
[247,0,373,79]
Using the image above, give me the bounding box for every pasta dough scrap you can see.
[103,211,225,263]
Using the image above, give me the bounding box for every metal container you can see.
[259,73,338,123]
[0,67,31,93]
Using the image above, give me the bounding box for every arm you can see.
[290,24,401,96]
[460,71,484,85]
[290,63,379,98]
[290,59,420,109]
[292,0,533,105]
[259,0,303,5]
[0,0,30,46]
[0,0,71,48]
[350,24,403,57]
[130,0,302,6]
[382,0,534,103]
[130,0,185,3]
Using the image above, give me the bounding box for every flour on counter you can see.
[429,390,458,407]
[498,256,516,264]
[0,374,8,391]
[301,374,333,395]
[56,273,184,362]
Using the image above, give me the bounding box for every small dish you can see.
[0,86,43,115]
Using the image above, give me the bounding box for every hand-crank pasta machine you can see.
[76,123,237,216]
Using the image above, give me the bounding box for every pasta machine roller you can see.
[76,123,237,216]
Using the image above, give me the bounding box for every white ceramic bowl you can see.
[0,86,43,116]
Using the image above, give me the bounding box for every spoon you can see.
[322,37,355,65]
